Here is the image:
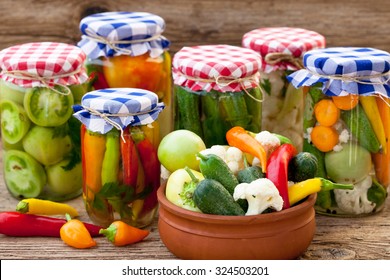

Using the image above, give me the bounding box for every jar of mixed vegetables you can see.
[242,27,326,151]
[288,47,390,216]
[73,88,164,228]
[77,11,172,140]
[0,42,90,201]
[172,44,263,147]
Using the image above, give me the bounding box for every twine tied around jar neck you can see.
[82,105,158,143]
[1,68,84,95]
[306,69,390,85]
[264,52,304,69]
[179,73,265,103]
[83,31,163,55]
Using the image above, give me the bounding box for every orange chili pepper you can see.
[226,126,267,173]
[99,220,150,246]
[60,214,97,249]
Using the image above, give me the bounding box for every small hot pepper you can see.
[60,213,97,249]
[266,143,297,209]
[15,198,79,218]
[0,212,102,237]
[226,126,268,173]
[99,220,150,246]
[288,178,354,206]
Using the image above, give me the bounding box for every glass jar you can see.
[77,11,172,140]
[242,27,326,151]
[172,45,263,147]
[288,47,390,216]
[73,88,164,228]
[0,42,90,201]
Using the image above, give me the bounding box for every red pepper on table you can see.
[136,137,161,214]
[0,212,103,237]
[266,143,297,209]
[121,127,139,188]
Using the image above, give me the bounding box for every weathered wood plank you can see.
[0,0,389,53]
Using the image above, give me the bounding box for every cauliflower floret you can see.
[334,175,375,215]
[254,130,281,158]
[233,178,284,215]
[199,145,244,175]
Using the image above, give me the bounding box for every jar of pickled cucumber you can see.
[0,42,90,201]
[77,11,172,140]
[288,47,390,216]
[172,44,263,147]
[242,27,326,150]
[73,88,164,228]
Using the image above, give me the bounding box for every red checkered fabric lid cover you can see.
[242,27,326,73]
[172,45,262,92]
[0,42,89,88]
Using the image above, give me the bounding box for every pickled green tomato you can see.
[0,79,25,105]
[22,126,72,166]
[23,86,74,127]
[46,160,82,196]
[3,150,47,198]
[0,100,31,144]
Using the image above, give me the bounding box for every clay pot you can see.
[157,184,316,260]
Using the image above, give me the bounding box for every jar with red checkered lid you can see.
[0,42,90,201]
[242,27,326,151]
[172,44,263,148]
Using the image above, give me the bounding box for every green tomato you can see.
[69,83,91,104]
[158,129,206,172]
[0,100,31,144]
[3,150,47,198]
[325,142,372,184]
[23,86,74,127]
[22,126,72,166]
[166,168,204,212]
[46,160,82,197]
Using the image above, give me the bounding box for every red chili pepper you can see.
[121,127,139,188]
[136,138,161,214]
[266,143,297,209]
[0,212,103,237]
[90,71,110,90]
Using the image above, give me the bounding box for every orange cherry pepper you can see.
[226,126,268,173]
[60,214,97,249]
[99,220,150,246]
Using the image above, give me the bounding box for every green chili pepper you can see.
[101,129,120,185]
[368,177,388,209]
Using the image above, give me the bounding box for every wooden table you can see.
[0,149,389,260]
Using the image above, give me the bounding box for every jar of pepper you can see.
[77,11,172,140]
[73,88,164,228]
[0,42,90,201]
[242,27,326,150]
[172,44,263,147]
[288,47,390,216]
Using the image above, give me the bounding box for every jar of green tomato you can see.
[242,27,326,150]
[73,88,164,228]
[288,47,390,216]
[172,44,263,147]
[77,11,172,140]
[0,42,90,201]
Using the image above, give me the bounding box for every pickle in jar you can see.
[0,100,31,144]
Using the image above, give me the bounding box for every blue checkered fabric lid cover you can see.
[73,88,164,134]
[77,11,170,59]
[287,47,390,97]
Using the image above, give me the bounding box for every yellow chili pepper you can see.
[15,198,79,218]
[360,95,387,154]
[60,214,96,249]
[288,178,353,206]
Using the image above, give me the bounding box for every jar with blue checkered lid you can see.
[78,11,172,141]
[172,44,263,148]
[73,88,164,227]
[288,47,390,216]
[0,42,90,201]
[242,27,326,151]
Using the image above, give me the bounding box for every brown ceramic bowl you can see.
[157,183,316,260]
